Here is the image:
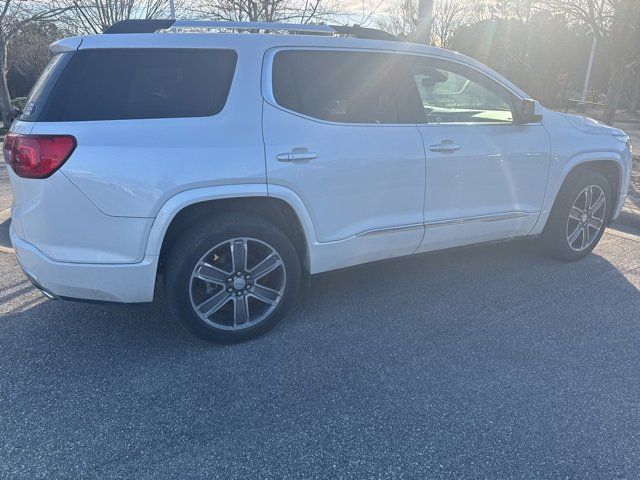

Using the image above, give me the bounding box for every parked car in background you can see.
[4,20,632,342]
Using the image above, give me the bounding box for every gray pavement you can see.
[1,173,640,479]
[0,166,11,213]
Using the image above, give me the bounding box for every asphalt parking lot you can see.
[1,169,640,479]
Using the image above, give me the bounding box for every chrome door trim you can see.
[356,223,424,237]
[423,211,531,228]
[354,212,533,238]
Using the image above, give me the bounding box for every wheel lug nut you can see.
[227,278,233,283]
[236,291,243,296]
[227,288,233,293]
[236,272,242,276]
[246,275,251,280]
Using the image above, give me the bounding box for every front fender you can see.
[531,149,629,235]
[555,150,624,201]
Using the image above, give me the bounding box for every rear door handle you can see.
[429,142,461,153]
[276,152,318,162]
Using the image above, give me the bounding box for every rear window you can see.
[36,48,237,122]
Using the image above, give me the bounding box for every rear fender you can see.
[145,184,318,258]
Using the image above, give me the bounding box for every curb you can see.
[613,206,640,233]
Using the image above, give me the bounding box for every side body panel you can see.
[262,104,427,273]
[416,123,551,252]
[262,105,426,242]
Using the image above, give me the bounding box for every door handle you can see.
[276,152,318,162]
[429,142,461,153]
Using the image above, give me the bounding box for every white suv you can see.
[5,20,632,342]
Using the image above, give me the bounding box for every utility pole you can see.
[579,31,597,111]
[169,0,175,19]
[416,0,434,44]
[629,59,640,112]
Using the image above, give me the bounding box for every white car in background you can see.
[5,20,632,342]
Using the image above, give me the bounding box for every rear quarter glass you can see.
[35,48,238,122]
[19,52,73,122]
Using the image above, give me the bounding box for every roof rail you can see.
[330,25,400,41]
[103,19,401,41]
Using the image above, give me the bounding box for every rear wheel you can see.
[542,171,612,261]
[164,214,300,343]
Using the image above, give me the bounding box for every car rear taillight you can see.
[3,133,76,179]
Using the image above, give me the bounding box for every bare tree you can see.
[431,0,481,47]
[377,0,487,46]
[542,0,613,38]
[189,0,340,23]
[0,0,69,128]
[375,0,417,37]
[63,0,171,34]
[8,22,64,96]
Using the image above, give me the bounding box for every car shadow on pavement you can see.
[1,233,638,364]
[0,218,10,250]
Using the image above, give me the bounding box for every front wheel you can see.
[164,214,301,343]
[542,171,612,261]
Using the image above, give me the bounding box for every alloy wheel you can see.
[189,238,286,330]
[566,184,606,252]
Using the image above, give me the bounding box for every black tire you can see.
[164,213,301,343]
[542,170,613,261]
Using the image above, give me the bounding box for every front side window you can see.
[407,56,514,124]
[38,48,237,121]
[272,50,418,124]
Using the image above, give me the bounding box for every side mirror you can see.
[516,99,543,124]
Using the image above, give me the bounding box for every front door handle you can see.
[429,142,461,153]
[276,152,318,162]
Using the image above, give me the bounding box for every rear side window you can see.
[38,48,237,121]
[20,52,72,122]
[272,50,421,124]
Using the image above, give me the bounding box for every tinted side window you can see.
[20,52,73,122]
[407,56,514,124]
[39,48,237,121]
[272,50,420,124]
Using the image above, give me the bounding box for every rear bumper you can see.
[10,222,158,303]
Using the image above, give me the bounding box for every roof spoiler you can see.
[103,19,176,34]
